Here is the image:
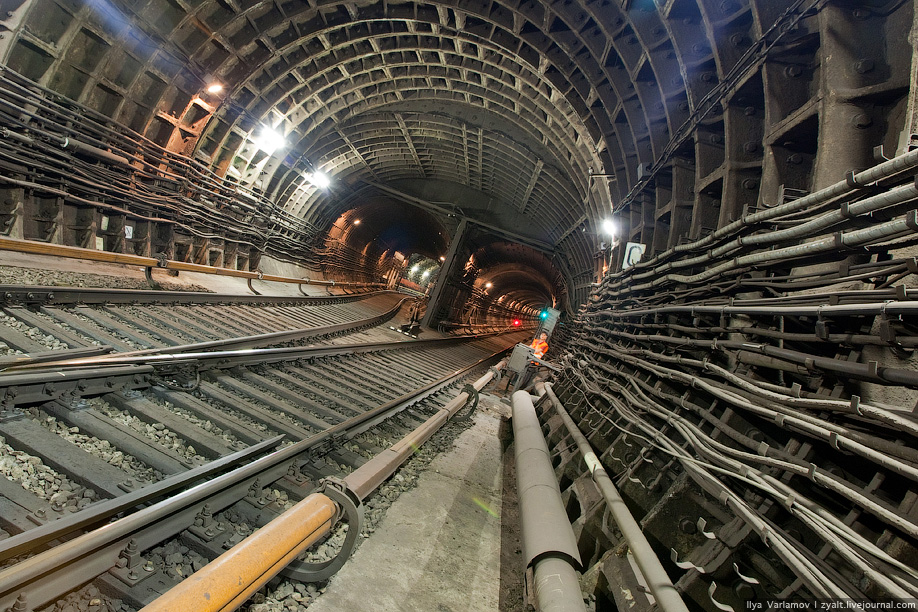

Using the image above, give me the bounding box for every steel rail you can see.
[0,347,509,611]
[0,284,387,306]
[541,383,690,612]
[1,331,504,377]
[0,435,285,562]
[0,237,386,290]
[0,298,410,373]
[139,356,508,612]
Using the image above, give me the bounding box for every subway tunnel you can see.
[1,0,918,609]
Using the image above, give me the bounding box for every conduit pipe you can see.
[540,383,690,612]
[633,178,918,281]
[629,210,918,292]
[511,390,586,612]
[624,146,918,276]
[142,359,506,612]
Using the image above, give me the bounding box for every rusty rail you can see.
[0,237,385,291]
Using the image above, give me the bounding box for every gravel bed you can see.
[189,390,274,436]
[0,265,212,292]
[281,368,371,408]
[37,410,162,485]
[0,313,66,352]
[147,540,211,581]
[0,434,98,511]
[245,375,333,425]
[119,306,198,343]
[26,308,103,347]
[210,381,312,433]
[68,310,147,350]
[50,584,130,612]
[146,395,246,449]
[89,398,209,466]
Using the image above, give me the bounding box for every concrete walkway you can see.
[309,399,516,612]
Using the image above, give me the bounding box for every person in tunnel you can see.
[515,331,549,391]
[398,298,424,335]
[529,331,549,361]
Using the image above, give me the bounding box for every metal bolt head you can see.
[784,65,803,78]
[855,59,875,74]
[852,113,873,129]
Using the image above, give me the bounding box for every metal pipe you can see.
[140,493,337,612]
[626,146,918,275]
[541,383,691,612]
[511,390,585,612]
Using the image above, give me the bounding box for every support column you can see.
[420,218,467,329]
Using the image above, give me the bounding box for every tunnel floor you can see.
[307,392,526,612]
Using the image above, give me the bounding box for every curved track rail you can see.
[0,285,521,611]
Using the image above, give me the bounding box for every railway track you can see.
[0,285,521,611]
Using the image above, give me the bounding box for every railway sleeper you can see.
[0,417,140,499]
[42,400,189,475]
[0,474,57,535]
[2,306,90,350]
[104,391,239,460]
[244,369,358,421]
[215,373,334,431]
[268,367,372,416]
[101,306,190,347]
[195,381,314,441]
[74,307,159,349]
[41,307,137,351]
[150,387,271,447]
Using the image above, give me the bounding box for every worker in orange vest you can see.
[530,332,549,360]
[514,332,550,391]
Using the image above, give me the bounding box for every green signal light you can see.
[540,310,548,319]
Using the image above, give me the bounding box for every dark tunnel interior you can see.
[2,0,918,607]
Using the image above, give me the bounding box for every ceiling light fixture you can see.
[305,170,330,189]
[206,83,224,94]
[254,127,284,154]
[602,218,617,236]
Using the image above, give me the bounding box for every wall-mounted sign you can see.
[622,242,646,269]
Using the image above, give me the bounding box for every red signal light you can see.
[512,319,521,326]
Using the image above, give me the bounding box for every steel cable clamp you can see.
[454,383,480,421]
[281,477,364,582]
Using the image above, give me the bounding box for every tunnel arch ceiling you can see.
[0,0,914,307]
